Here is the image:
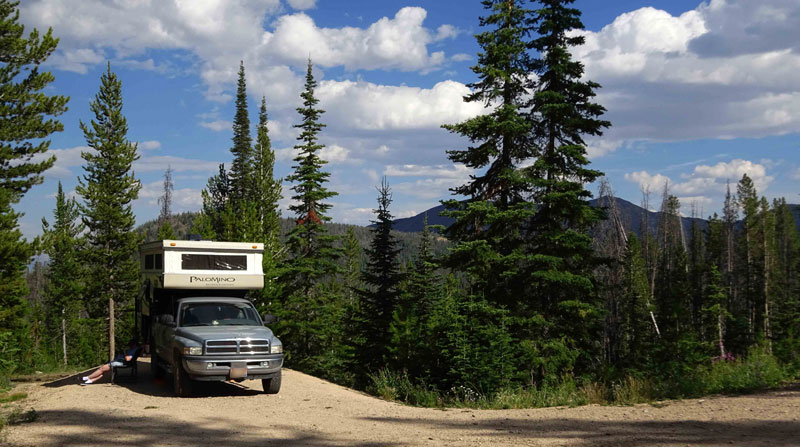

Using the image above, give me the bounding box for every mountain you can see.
[390,198,800,239]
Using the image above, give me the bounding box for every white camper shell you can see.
[139,239,265,290]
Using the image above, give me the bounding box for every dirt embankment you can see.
[5,359,800,446]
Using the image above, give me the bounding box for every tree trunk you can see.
[62,312,67,366]
[109,297,115,360]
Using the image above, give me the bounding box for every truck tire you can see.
[173,357,193,397]
[151,352,164,378]
[262,370,281,394]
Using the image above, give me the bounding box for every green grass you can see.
[370,347,795,409]
[0,393,27,404]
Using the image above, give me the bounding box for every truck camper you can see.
[137,239,283,396]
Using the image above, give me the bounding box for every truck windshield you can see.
[180,302,261,327]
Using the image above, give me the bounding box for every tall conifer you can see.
[229,61,253,201]
[523,0,610,377]
[76,64,141,358]
[41,182,85,364]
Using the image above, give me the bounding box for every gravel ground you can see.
[5,358,800,446]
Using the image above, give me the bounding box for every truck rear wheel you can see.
[262,371,281,394]
[173,357,193,397]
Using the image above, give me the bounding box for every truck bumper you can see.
[182,354,283,381]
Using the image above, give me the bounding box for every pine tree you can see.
[41,182,85,365]
[0,187,32,370]
[441,0,536,309]
[276,59,340,370]
[0,0,68,374]
[0,0,69,199]
[736,174,763,346]
[353,178,403,377]
[253,96,283,304]
[390,214,442,377]
[772,198,800,365]
[618,234,655,369]
[158,166,173,224]
[229,61,253,201]
[522,0,610,379]
[703,265,730,358]
[76,64,141,359]
[200,164,230,239]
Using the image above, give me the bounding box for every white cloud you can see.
[434,24,460,41]
[570,1,800,155]
[624,170,671,192]
[386,163,473,200]
[138,180,202,209]
[138,140,162,151]
[267,8,446,72]
[287,0,316,10]
[320,79,484,130]
[625,159,774,198]
[319,144,355,164]
[384,163,471,179]
[43,146,92,179]
[199,120,232,132]
[134,155,220,174]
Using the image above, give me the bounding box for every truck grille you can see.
[205,339,270,355]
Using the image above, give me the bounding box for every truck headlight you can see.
[183,346,202,355]
[270,344,283,354]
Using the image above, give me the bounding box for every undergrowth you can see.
[370,346,794,409]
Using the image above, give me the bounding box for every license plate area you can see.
[229,362,247,379]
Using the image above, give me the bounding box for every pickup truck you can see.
[151,296,284,397]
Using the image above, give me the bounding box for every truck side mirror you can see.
[262,313,278,325]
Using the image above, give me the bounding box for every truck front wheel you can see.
[262,371,281,394]
[173,357,194,397]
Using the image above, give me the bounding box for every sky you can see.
[14,0,800,239]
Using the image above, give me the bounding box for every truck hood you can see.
[176,326,275,343]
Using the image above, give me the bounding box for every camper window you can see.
[181,254,247,271]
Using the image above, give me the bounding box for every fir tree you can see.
[76,64,141,359]
[522,0,610,378]
[619,234,655,369]
[41,182,85,364]
[353,178,403,377]
[283,59,339,290]
[0,0,69,199]
[0,0,68,374]
[276,59,340,370]
[703,265,730,358]
[253,96,283,304]
[0,187,32,370]
[229,61,253,201]
[441,0,536,309]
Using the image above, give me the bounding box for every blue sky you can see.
[16,0,800,238]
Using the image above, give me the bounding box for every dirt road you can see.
[5,358,800,446]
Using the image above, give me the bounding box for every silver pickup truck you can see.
[151,297,284,397]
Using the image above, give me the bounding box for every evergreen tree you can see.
[736,173,763,346]
[229,61,253,201]
[390,214,442,377]
[157,221,176,240]
[41,182,86,365]
[0,0,68,374]
[618,234,655,369]
[76,64,141,359]
[522,0,610,379]
[703,265,730,358]
[276,59,340,370]
[253,96,283,304]
[0,187,32,371]
[654,193,690,341]
[0,0,69,199]
[772,198,800,365]
[353,178,403,378]
[441,0,536,309]
[200,164,231,239]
